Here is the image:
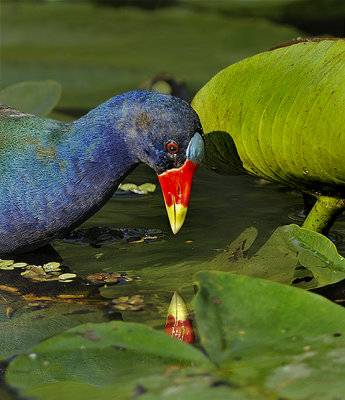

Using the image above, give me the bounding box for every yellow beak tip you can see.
[165,203,188,235]
[171,225,181,235]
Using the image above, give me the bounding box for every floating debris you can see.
[129,238,144,244]
[63,226,163,247]
[85,272,136,286]
[127,235,158,244]
[19,262,77,283]
[6,306,14,319]
[111,295,144,311]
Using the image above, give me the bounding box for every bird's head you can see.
[119,91,204,234]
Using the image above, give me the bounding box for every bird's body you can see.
[0,91,204,253]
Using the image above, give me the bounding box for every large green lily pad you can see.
[0,301,107,360]
[6,321,231,400]
[195,271,345,399]
[192,39,345,196]
[6,272,345,399]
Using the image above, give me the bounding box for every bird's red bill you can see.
[158,160,199,234]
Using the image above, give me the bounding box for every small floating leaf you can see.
[135,183,156,194]
[58,273,77,281]
[0,266,14,271]
[0,260,14,267]
[11,263,28,269]
[43,262,61,272]
[118,183,138,192]
[118,182,156,195]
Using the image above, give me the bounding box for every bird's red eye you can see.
[166,142,179,154]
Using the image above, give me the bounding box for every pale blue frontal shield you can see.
[186,132,204,163]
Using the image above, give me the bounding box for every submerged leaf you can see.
[206,224,345,288]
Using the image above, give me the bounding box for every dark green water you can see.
[51,164,309,328]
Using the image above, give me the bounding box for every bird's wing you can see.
[0,104,73,151]
[0,105,36,118]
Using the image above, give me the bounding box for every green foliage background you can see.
[2,1,304,111]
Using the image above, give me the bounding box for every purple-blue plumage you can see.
[0,91,202,253]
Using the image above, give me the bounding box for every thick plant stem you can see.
[302,195,345,235]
